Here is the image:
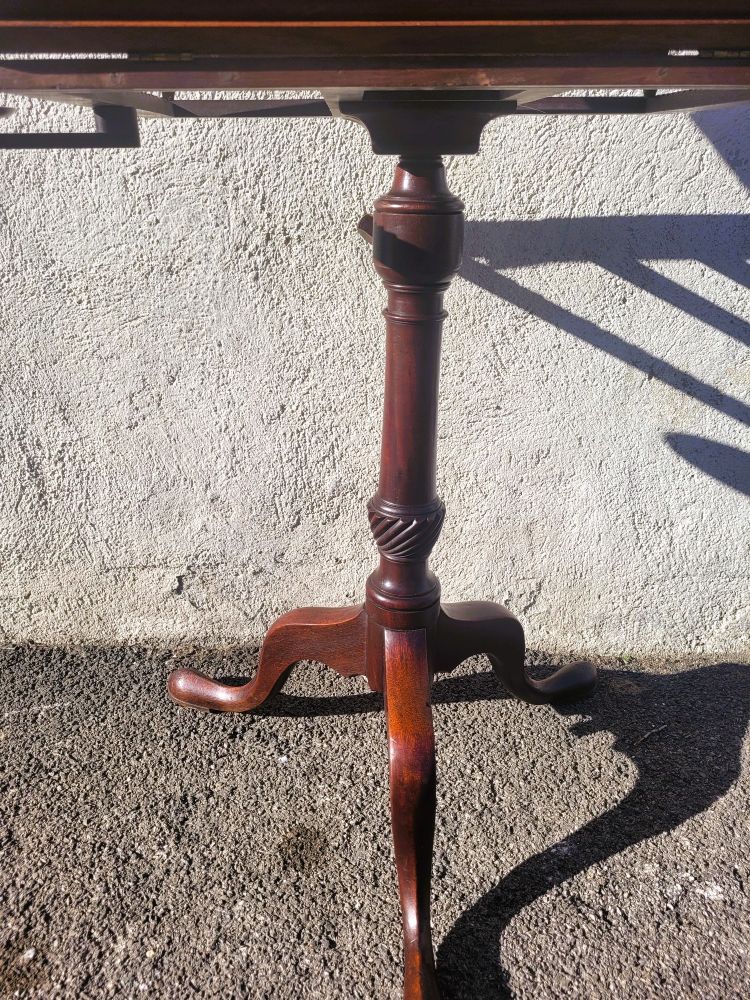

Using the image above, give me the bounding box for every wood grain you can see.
[2,58,749,92]
[3,2,749,20]
[167,604,368,711]
[384,627,439,1000]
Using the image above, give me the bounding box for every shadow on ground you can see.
[227,656,750,997]
[433,662,750,998]
[1,645,749,998]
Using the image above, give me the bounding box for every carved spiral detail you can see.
[368,500,446,562]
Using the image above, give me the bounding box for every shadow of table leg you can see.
[436,663,750,998]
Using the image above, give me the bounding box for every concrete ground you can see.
[1,644,748,999]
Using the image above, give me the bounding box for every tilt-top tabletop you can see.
[1,2,750,91]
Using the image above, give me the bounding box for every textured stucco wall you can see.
[0,94,748,656]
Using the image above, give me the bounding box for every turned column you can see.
[366,156,464,629]
[166,107,596,1000]
[364,156,463,1000]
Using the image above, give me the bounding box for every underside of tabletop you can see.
[1,2,750,91]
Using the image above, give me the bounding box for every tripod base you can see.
[167,600,595,1000]
[169,126,598,1000]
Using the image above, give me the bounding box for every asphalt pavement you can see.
[1,644,748,999]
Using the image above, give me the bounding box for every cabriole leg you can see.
[384,627,440,1000]
[167,604,369,712]
[436,601,597,704]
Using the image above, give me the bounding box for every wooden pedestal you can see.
[168,148,596,1000]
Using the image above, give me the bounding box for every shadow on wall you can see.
[664,434,750,496]
[461,214,750,493]
[693,103,750,192]
[462,214,749,417]
[433,115,750,993]
[461,105,750,497]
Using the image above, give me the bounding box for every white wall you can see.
[1,94,748,657]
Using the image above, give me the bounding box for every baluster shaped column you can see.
[366,156,464,630]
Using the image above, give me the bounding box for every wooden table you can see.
[3,6,749,998]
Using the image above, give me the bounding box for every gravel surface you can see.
[1,645,748,999]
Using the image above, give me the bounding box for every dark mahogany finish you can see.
[385,627,440,1000]
[168,109,596,998]
[4,15,747,999]
[168,604,369,710]
[2,2,749,59]
[1,3,750,91]
[436,601,597,703]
